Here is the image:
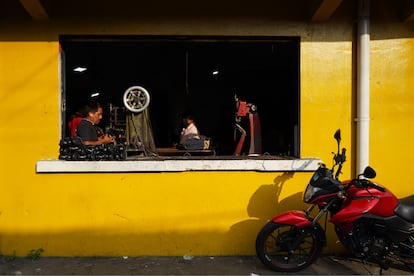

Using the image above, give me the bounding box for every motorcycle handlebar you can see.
[349,179,386,193]
[333,148,346,165]
[367,182,386,192]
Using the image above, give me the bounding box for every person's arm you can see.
[77,120,114,145]
[82,134,114,146]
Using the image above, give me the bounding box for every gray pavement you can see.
[0,255,413,275]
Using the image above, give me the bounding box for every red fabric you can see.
[68,117,83,137]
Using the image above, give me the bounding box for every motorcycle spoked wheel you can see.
[255,222,323,272]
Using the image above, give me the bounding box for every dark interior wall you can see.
[62,37,299,156]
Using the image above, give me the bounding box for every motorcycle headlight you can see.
[304,184,322,203]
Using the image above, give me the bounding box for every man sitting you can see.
[76,101,114,146]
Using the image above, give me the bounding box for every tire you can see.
[255,222,323,272]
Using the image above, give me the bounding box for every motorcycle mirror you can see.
[334,129,341,143]
[363,166,376,179]
[334,129,341,153]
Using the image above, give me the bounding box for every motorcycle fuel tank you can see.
[330,184,398,225]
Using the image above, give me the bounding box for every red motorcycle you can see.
[256,129,414,273]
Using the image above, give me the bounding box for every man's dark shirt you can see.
[76,119,98,142]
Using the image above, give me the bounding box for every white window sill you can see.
[36,158,321,173]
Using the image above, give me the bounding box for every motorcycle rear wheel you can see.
[255,222,323,272]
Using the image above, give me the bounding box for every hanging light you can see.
[73,66,87,73]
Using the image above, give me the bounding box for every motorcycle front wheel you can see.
[255,222,323,272]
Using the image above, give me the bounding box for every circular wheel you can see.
[123,86,150,113]
[255,222,323,272]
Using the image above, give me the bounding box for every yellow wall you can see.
[0,18,413,257]
[0,172,315,256]
[370,25,414,197]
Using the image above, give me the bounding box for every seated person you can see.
[76,101,114,146]
[177,114,204,150]
[68,112,83,137]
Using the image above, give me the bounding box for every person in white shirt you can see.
[178,114,203,150]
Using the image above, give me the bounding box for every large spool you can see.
[123,86,150,113]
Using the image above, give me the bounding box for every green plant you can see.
[26,248,44,261]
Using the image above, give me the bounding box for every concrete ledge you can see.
[36,158,321,173]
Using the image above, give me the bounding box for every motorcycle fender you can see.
[272,210,327,246]
[272,210,313,227]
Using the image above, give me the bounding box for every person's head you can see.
[84,101,103,125]
[182,113,195,126]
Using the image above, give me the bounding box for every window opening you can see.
[60,36,300,158]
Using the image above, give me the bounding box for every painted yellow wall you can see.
[370,24,414,197]
[0,171,315,256]
[0,18,413,257]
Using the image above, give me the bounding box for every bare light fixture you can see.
[73,66,87,72]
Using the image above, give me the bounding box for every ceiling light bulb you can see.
[74,66,87,72]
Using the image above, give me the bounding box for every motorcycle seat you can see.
[394,195,414,223]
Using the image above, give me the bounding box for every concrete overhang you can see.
[19,0,49,20]
[309,0,343,22]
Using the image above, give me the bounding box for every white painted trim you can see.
[36,158,321,173]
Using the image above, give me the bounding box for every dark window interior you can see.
[61,36,300,157]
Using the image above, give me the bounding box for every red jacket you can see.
[68,117,83,137]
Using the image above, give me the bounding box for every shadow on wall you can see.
[224,172,345,255]
[224,172,306,254]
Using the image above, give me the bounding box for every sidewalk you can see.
[0,255,412,275]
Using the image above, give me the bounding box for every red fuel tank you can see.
[330,183,398,226]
